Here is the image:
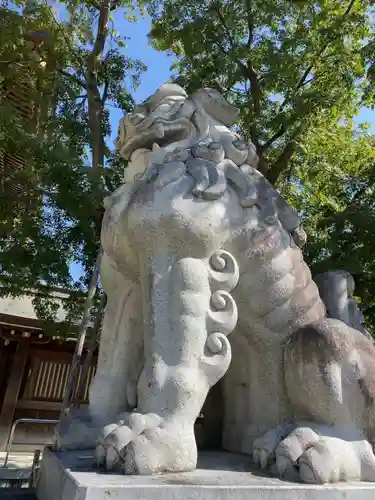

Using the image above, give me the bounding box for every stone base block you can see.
[36,447,375,500]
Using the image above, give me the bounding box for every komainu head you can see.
[115,82,257,168]
[114,82,304,246]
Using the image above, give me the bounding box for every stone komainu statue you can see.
[55,83,375,484]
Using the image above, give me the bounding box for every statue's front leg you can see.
[97,250,239,474]
[54,254,143,451]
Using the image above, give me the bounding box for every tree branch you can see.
[278,64,313,115]
[58,68,86,89]
[101,79,109,105]
[291,0,355,101]
[273,0,357,139]
[110,0,123,10]
[267,126,302,185]
[245,0,254,48]
[0,59,22,65]
[261,125,286,152]
[213,4,235,48]
[245,61,262,117]
[213,3,262,141]
[348,183,371,207]
[86,0,110,171]
[73,96,87,118]
[89,1,110,63]
[316,181,371,230]
[45,6,87,77]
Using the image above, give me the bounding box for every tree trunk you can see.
[60,0,111,418]
[73,293,107,407]
[60,248,103,418]
[86,0,110,172]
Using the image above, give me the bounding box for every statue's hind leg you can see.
[96,251,239,474]
[254,318,375,482]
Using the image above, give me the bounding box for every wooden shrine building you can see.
[0,292,97,451]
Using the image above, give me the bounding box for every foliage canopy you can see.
[2,0,375,333]
[148,0,375,329]
[0,0,144,330]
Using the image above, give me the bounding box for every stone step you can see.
[0,489,36,500]
[37,448,375,500]
[0,453,35,470]
[0,452,39,489]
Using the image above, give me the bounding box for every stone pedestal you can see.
[36,447,375,500]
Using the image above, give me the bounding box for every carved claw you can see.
[275,454,295,478]
[253,424,295,470]
[96,420,132,469]
[253,445,274,469]
[253,445,273,469]
[253,447,260,466]
[96,412,163,472]
[255,424,375,483]
[96,412,199,475]
[260,449,271,469]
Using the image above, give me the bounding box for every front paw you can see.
[256,424,375,483]
[296,436,375,483]
[253,424,295,469]
[96,412,197,474]
[96,412,161,471]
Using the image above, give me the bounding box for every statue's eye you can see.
[169,100,184,114]
[156,103,173,113]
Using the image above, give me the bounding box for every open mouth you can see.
[118,117,196,159]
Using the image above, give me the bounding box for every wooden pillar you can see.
[0,338,30,450]
[0,338,9,411]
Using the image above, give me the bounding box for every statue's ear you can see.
[191,88,239,127]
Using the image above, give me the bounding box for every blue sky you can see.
[109,12,375,138]
[107,13,175,147]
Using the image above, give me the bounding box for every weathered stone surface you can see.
[314,270,371,337]
[54,82,375,484]
[36,448,375,500]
